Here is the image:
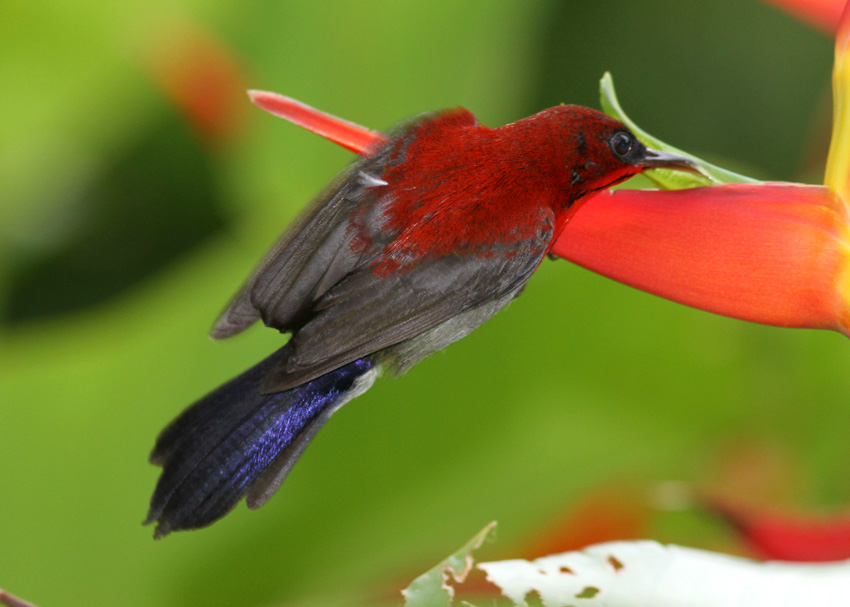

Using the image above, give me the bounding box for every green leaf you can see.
[401,521,497,607]
[600,72,760,188]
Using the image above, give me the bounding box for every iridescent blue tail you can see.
[145,349,375,538]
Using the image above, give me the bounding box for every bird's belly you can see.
[382,286,523,376]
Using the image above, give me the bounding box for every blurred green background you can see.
[1,1,848,606]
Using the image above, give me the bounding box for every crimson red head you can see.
[502,105,696,205]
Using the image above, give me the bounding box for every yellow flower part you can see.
[825,4,850,199]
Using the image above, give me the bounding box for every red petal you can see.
[552,183,850,335]
[247,91,387,155]
[761,0,845,33]
[707,498,850,562]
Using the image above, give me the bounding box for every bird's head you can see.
[521,105,698,204]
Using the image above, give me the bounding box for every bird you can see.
[145,103,696,538]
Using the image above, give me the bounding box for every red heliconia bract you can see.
[552,183,850,335]
[707,498,850,562]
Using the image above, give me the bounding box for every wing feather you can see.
[262,224,552,392]
[211,110,467,339]
[211,159,388,338]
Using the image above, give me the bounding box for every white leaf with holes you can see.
[477,540,850,607]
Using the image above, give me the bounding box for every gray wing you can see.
[210,166,371,339]
[261,216,554,393]
[211,112,445,340]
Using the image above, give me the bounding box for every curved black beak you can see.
[642,147,700,173]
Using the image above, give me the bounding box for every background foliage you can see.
[1,1,846,606]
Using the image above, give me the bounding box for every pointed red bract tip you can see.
[838,0,850,48]
[248,90,387,155]
[706,498,850,562]
[762,0,845,33]
[552,183,850,335]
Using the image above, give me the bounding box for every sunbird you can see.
[146,102,696,538]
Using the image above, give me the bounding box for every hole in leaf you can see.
[559,566,575,574]
[524,589,545,606]
[607,555,624,571]
[575,586,600,599]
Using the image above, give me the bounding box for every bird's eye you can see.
[609,131,634,159]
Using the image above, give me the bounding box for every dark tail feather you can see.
[145,348,376,538]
